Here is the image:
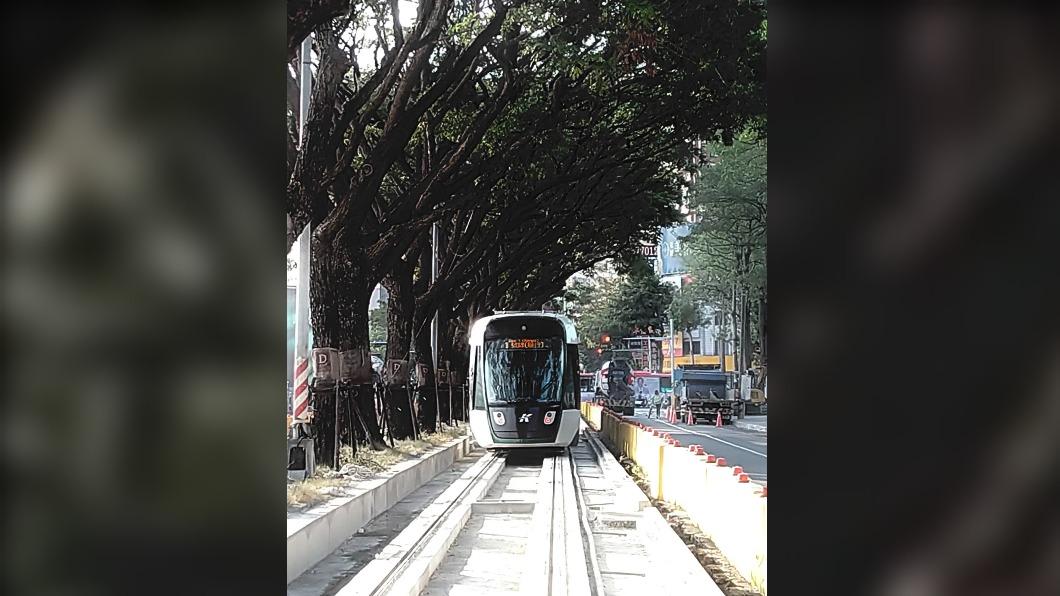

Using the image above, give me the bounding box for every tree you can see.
[289,0,526,452]
[564,273,621,371]
[685,131,767,382]
[286,0,767,455]
[609,257,673,338]
[368,299,387,347]
[668,285,705,335]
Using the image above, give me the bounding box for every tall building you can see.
[369,284,388,310]
[654,143,735,372]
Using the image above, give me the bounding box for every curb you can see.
[286,435,471,584]
[342,452,505,596]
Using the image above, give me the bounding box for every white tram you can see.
[467,312,582,449]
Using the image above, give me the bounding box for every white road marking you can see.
[645,418,768,458]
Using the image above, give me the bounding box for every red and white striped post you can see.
[292,356,311,423]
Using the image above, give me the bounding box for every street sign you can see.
[313,348,339,382]
[386,359,409,385]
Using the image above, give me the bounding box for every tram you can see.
[467,312,582,449]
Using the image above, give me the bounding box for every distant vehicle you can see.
[466,312,581,449]
[595,359,634,415]
[673,366,739,424]
[746,387,767,415]
[579,372,596,403]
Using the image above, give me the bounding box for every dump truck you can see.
[673,365,739,424]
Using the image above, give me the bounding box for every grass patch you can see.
[287,422,468,511]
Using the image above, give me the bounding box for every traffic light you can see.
[595,348,603,355]
[601,334,611,344]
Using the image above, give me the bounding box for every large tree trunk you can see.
[433,295,455,425]
[287,0,349,61]
[310,226,385,467]
[412,236,438,433]
[381,261,418,440]
[446,312,472,421]
[413,324,438,434]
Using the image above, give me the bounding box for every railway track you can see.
[295,430,604,596]
[291,425,713,596]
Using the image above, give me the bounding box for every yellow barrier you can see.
[581,404,767,595]
[580,401,603,431]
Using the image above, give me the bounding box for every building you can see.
[369,284,388,310]
[653,145,734,373]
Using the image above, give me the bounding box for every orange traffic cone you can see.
[715,411,722,428]
[686,407,694,425]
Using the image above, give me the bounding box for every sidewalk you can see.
[734,414,767,433]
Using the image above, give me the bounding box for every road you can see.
[626,408,768,485]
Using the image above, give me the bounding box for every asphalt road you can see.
[626,407,768,485]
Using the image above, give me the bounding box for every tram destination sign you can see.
[503,338,546,350]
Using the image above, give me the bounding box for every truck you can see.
[579,372,596,403]
[673,365,740,425]
[595,359,635,415]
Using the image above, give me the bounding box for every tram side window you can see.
[472,347,485,409]
[564,344,578,409]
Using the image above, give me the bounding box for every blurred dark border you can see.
[770,4,1060,595]
[3,2,1059,594]
[3,2,285,595]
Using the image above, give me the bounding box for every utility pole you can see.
[719,305,727,374]
[430,222,441,429]
[288,35,315,481]
[291,36,313,438]
[669,318,676,388]
[732,282,739,377]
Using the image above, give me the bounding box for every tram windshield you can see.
[483,336,564,404]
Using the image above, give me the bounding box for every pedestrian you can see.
[650,389,662,418]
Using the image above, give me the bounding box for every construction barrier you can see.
[580,402,767,595]
[580,400,603,431]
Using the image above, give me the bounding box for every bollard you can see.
[704,453,716,463]
[716,457,728,467]
[732,466,744,476]
[737,473,750,483]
